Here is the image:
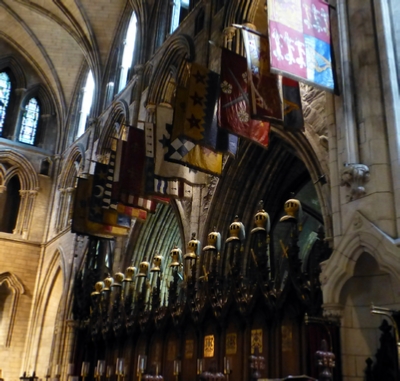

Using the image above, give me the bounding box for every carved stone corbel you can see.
[340,163,370,201]
[223,26,236,49]
[322,303,344,323]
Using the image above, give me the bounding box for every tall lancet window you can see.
[0,72,11,137]
[170,0,190,34]
[118,12,138,92]
[19,98,40,145]
[77,70,95,138]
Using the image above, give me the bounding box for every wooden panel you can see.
[181,325,197,381]
[225,318,244,381]
[163,329,178,381]
[280,318,301,377]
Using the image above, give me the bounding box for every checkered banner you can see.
[268,0,334,91]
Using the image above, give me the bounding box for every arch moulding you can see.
[0,272,25,347]
[320,210,400,309]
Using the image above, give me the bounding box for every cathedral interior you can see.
[0,0,400,381]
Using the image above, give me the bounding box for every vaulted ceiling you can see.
[0,0,129,119]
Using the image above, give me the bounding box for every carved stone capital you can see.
[340,163,370,201]
[19,190,29,198]
[134,64,144,75]
[146,103,156,114]
[223,26,236,42]
[322,303,344,322]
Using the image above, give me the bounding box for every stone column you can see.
[6,88,26,140]
[336,0,370,200]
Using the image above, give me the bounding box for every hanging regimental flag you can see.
[89,162,110,223]
[171,63,220,148]
[282,76,304,131]
[169,85,223,176]
[268,0,334,91]
[170,62,238,157]
[155,104,209,184]
[111,126,157,214]
[168,62,238,175]
[71,177,129,238]
[218,48,271,149]
[241,27,283,122]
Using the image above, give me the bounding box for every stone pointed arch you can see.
[0,149,39,190]
[271,126,332,239]
[97,99,130,154]
[320,211,400,310]
[0,272,25,347]
[0,56,27,88]
[147,34,195,105]
[224,0,259,28]
[55,145,85,233]
[0,150,39,238]
[23,250,64,374]
[128,0,148,64]
[59,145,85,190]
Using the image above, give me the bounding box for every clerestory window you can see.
[19,97,40,145]
[170,0,190,34]
[118,12,138,92]
[76,70,95,138]
[0,72,11,137]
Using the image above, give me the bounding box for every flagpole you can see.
[231,23,266,38]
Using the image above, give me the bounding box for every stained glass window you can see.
[0,72,11,136]
[19,98,40,145]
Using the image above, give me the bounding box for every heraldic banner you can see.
[268,0,334,91]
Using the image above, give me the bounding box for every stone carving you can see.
[340,163,370,201]
[322,304,344,322]
[352,214,363,230]
[203,175,219,212]
[300,84,328,143]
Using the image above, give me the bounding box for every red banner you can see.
[268,0,334,90]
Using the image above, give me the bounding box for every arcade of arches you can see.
[0,1,400,381]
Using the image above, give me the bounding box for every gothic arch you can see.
[65,61,90,145]
[320,211,400,308]
[272,126,332,238]
[22,83,55,116]
[0,149,39,190]
[23,250,64,374]
[128,0,148,64]
[147,34,195,104]
[224,0,259,28]
[0,272,25,347]
[59,145,84,190]
[97,100,130,154]
[55,145,84,232]
[0,56,27,88]
[0,150,39,237]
